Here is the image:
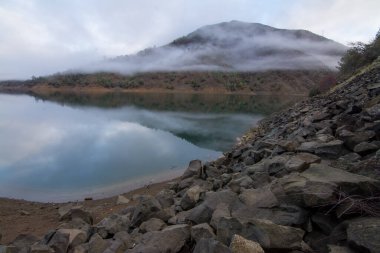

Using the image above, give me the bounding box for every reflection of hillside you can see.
[29,91,303,115]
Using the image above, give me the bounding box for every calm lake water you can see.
[0,92,301,202]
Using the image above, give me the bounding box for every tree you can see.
[338,29,380,79]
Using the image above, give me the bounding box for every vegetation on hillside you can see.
[338,29,380,80]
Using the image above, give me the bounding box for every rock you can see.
[103,240,126,253]
[228,176,254,193]
[264,155,287,177]
[10,234,39,252]
[204,164,222,179]
[20,210,30,216]
[60,207,93,225]
[155,189,175,208]
[239,187,278,208]
[58,204,80,217]
[273,164,379,208]
[95,214,130,238]
[338,152,361,163]
[315,140,347,158]
[346,218,380,253]
[193,238,231,253]
[29,245,54,253]
[246,164,271,188]
[310,213,337,235]
[187,189,237,224]
[327,245,356,253]
[294,152,321,165]
[48,231,70,253]
[298,140,347,158]
[116,195,130,205]
[210,203,230,229]
[353,142,378,154]
[191,223,215,242]
[301,164,378,192]
[182,160,202,179]
[140,218,166,233]
[187,203,214,224]
[128,224,190,253]
[231,204,307,226]
[88,233,109,253]
[297,141,321,153]
[180,185,204,210]
[202,190,238,210]
[343,131,376,150]
[365,103,380,120]
[0,245,18,253]
[230,234,264,253]
[285,156,308,173]
[113,231,132,248]
[67,243,89,253]
[130,195,162,227]
[57,229,88,248]
[311,111,330,122]
[217,217,305,250]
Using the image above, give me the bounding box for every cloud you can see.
[0,0,379,79]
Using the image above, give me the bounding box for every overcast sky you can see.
[1,0,379,80]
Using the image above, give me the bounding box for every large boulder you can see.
[127,224,190,253]
[10,234,39,253]
[342,130,376,150]
[155,189,175,208]
[180,185,204,210]
[298,140,348,158]
[29,245,54,253]
[139,218,166,233]
[182,160,202,179]
[210,203,230,229]
[230,234,264,253]
[48,231,70,253]
[57,229,88,248]
[88,233,109,253]
[346,218,380,253]
[130,195,162,227]
[59,206,93,225]
[239,187,278,208]
[231,204,307,226]
[191,223,215,242]
[193,238,231,253]
[217,217,305,250]
[94,214,130,238]
[272,164,379,208]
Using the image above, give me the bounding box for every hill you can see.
[0,21,347,95]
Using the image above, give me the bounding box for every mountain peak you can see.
[107,21,347,73]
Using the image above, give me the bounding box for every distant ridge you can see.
[101,20,347,74]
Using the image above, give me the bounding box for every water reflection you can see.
[0,92,302,202]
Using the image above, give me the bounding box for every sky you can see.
[0,0,379,80]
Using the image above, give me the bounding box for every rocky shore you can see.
[1,62,379,253]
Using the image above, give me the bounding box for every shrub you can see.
[338,29,380,79]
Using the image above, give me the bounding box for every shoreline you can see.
[0,84,309,96]
[2,168,186,204]
[0,176,180,244]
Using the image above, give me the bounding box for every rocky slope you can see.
[1,63,379,253]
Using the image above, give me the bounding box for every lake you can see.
[0,92,301,202]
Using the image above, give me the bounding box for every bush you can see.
[338,29,380,79]
[309,87,321,97]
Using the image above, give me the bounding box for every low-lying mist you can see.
[77,21,347,75]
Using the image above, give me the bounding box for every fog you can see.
[1,1,379,80]
[78,22,347,75]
